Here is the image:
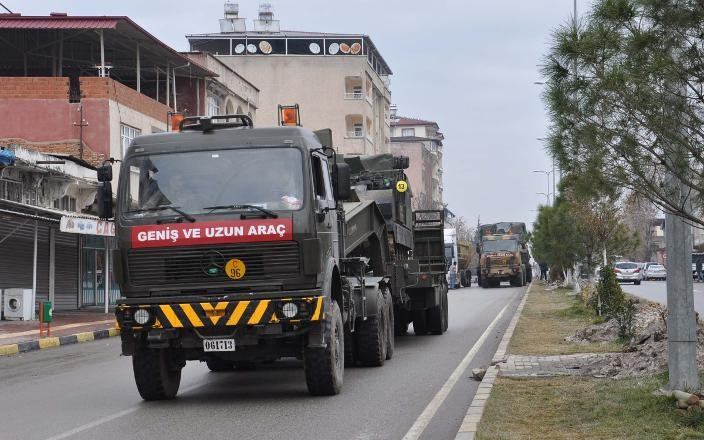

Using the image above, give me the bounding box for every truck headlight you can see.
[134,308,151,325]
[281,302,298,318]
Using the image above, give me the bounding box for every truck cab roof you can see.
[126,126,324,157]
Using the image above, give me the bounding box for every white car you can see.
[614,261,642,285]
[644,264,666,281]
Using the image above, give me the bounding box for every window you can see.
[401,127,415,137]
[354,123,363,137]
[121,124,141,157]
[311,155,326,199]
[53,195,77,212]
[206,95,220,116]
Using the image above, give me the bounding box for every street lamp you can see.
[533,170,553,205]
[536,192,551,205]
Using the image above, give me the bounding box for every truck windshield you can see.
[121,148,304,218]
[483,239,517,252]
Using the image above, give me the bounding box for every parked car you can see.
[614,261,642,284]
[644,264,666,280]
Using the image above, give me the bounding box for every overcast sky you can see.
[6,0,590,229]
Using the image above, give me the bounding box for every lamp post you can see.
[533,170,553,205]
[536,192,551,205]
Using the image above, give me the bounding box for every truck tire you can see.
[355,289,387,366]
[413,309,428,335]
[428,287,448,335]
[443,287,449,332]
[304,301,344,396]
[481,277,489,289]
[525,265,533,283]
[206,357,234,372]
[344,326,356,367]
[385,291,394,360]
[132,345,182,400]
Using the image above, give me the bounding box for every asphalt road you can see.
[0,284,524,440]
[622,280,704,315]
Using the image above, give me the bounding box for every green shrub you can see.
[589,267,635,338]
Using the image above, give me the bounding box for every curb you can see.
[454,283,532,440]
[0,327,120,357]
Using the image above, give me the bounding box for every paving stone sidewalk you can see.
[497,353,617,377]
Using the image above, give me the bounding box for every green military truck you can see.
[97,114,448,400]
[476,222,532,288]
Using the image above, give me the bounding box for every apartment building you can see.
[390,112,445,210]
[187,3,392,155]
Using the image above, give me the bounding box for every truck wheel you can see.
[442,287,449,332]
[355,289,387,366]
[413,309,428,335]
[344,326,356,367]
[132,345,182,400]
[206,357,234,372]
[304,301,344,395]
[385,293,394,360]
[428,288,448,335]
[481,278,489,289]
[394,306,409,336]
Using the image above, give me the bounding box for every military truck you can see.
[97,114,447,400]
[444,228,473,287]
[475,222,532,288]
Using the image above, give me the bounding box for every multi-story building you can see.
[187,3,392,155]
[0,13,257,311]
[390,111,444,210]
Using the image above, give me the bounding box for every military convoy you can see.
[97,114,448,399]
[475,222,532,288]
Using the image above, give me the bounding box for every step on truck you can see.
[97,114,447,400]
[475,222,532,288]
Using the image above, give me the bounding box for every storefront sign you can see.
[131,218,293,249]
[60,216,115,237]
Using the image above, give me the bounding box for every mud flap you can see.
[308,298,328,349]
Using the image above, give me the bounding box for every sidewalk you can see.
[0,310,119,356]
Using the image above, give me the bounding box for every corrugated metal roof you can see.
[0,17,120,29]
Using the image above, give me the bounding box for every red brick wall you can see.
[80,77,171,122]
[0,77,69,99]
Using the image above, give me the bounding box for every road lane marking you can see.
[401,301,510,440]
[42,381,207,440]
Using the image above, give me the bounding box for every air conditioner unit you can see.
[3,289,33,320]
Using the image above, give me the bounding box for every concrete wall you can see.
[217,55,390,155]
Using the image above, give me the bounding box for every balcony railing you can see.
[344,92,364,100]
[347,131,364,138]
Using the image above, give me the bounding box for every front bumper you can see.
[616,274,641,281]
[116,296,324,331]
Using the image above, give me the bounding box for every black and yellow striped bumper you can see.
[116,296,325,330]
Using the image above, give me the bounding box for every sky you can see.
[4,0,591,230]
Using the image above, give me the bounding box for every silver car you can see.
[614,261,642,285]
[644,264,666,280]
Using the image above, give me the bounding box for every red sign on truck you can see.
[131,219,293,248]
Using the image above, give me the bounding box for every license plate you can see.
[203,339,235,352]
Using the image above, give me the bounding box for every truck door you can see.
[312,154,337,259]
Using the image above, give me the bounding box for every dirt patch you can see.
[566,302,704,378]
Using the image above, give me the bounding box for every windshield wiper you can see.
[203,204,278,218]
[125,204,196,222]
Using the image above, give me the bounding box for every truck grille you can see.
[127,242,300,286]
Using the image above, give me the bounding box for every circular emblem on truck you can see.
[395,180,408,193]
[200,250,225,277]
[225,258,246,280]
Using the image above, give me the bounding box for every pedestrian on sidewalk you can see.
[539,262,548,281]
[449,262,458,289]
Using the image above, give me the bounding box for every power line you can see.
[0,2,13,13]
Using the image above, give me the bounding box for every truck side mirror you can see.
[97,164,112,182]
[97,182,114,219]
[333,163,351,201]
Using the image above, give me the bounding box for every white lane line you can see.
[42,381,206,440]
[401,302,510,440]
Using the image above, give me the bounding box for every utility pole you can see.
[664,82,700,392]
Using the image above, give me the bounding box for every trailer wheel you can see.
[428,287,448,335]
[413,309,428,335]
[385,289,394,360]
[132,344,182,400]
[355,289,387,366]
[304,301,344,395]
[206,357,234,372]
